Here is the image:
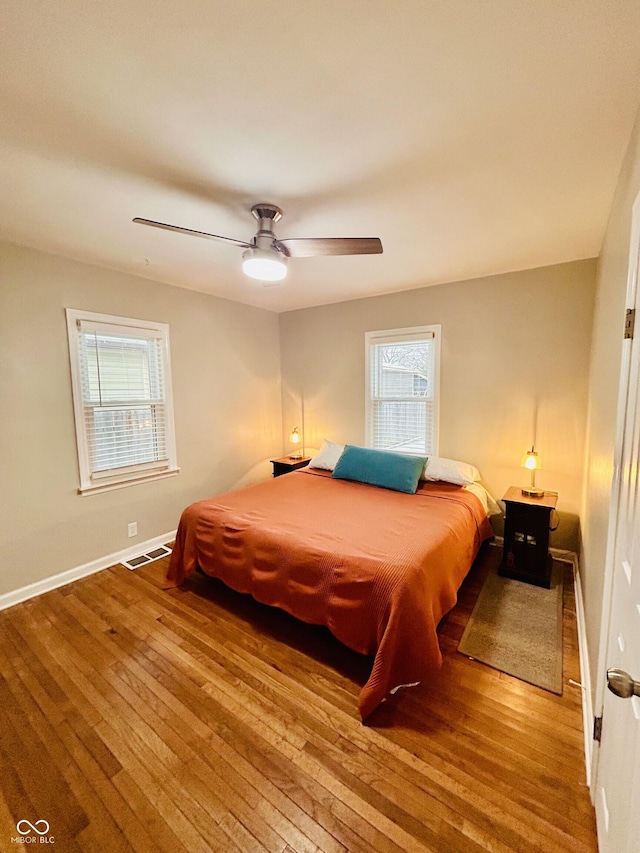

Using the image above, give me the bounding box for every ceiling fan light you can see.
[242,248,287,282]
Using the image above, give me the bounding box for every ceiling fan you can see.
[133,203,383,283]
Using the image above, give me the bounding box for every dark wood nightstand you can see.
[499,486,558,588]
[270,456,311,477]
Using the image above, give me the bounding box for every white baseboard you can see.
[571,557,594,787]
[0,530,176,613]
[550,547,594,786]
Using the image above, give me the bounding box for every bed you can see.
[165,450,495,720]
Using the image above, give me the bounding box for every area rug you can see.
[458,558,563,694]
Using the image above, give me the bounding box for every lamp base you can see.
[521,486,544,498]
[289,452,303,460]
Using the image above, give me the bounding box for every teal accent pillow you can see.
[332,445,428,494]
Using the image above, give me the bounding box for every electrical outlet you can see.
[127,522,138,538]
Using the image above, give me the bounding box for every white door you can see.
[594,191,640,853]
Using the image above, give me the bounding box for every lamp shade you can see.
[521,447,542,470]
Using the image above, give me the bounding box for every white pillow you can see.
[422,456,480,486]
[464,482,502,516]
[308,439,345,471]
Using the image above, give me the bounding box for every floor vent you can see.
[121,544,172,571]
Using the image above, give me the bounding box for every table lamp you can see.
[521,446,543,497]
[289,427,302,459]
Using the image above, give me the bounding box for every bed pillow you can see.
[332,445,427,494]
[308,439,345,471]
[422,456,481,485]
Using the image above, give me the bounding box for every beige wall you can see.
[581,104,640,693]
[0,242,282,598]
[279,259,597,552]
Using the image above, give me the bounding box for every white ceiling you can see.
[2,1,640,313]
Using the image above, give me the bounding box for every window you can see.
[365,325,440,456]
[66,309,179,494]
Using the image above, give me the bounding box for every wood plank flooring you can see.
[0,543,597,852]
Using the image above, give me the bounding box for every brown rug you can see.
[458,557,563,694]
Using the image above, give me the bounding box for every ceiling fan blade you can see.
[274,237,383,258]
[133,218,253,249]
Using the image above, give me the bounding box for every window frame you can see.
[364,324,441,457]
[65,308,179,495]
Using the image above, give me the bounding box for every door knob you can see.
[607,668,640,699]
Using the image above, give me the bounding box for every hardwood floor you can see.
[0,543,597,852]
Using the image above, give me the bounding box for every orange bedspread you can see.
[166,467,493,719]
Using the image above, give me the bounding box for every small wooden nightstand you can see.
[270,456,311,477]
[499,486,558,588]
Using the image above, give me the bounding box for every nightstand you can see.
[499,486,558,588]
[270,456,311,477]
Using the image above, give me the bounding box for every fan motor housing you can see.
[251,203,283,225]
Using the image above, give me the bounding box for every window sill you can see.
[78,467,180,496]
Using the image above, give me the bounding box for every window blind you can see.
[78,323,168,476]
[366,327,440,456]
[67,310,178,494]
